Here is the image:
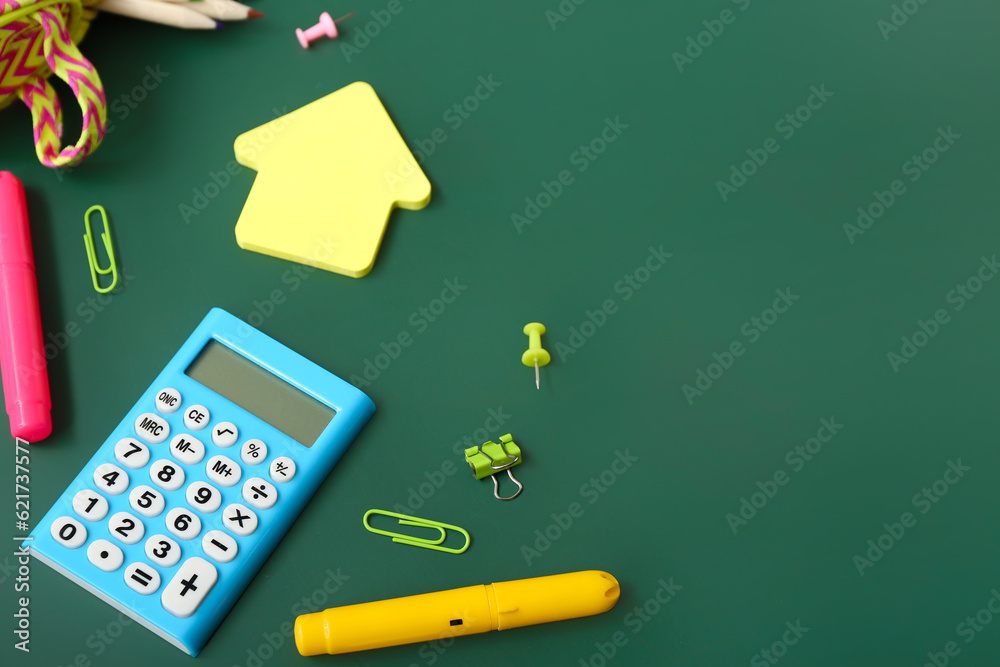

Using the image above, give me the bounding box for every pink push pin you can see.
[296,11,355,49]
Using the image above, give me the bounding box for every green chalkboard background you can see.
[4,1,1000,665]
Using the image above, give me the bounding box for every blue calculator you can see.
[29,308,375,656]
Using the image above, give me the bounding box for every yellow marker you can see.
[233,82,431,278]
[295,570,619,656]
[521,322,550,389]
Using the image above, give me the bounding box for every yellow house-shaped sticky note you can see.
[234,82,431,278]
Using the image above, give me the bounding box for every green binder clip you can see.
[465,433,523,501]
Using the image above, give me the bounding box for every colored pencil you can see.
[95,0,223,29]
[160,0,262,21]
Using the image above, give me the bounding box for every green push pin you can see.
[521,322,550,390]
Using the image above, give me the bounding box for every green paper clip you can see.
[363,509,470,554]
[83,205,118,294]
[464,433,523,501]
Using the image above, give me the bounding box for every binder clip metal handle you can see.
[465,433,523,501]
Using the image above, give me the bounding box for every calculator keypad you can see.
[145,534,181,567]
[72,490,109,522]
[114,438,150,469]
[94,463,130,495]
[87,539,124,572]
[46,382,312,630]
[162,557,217,619]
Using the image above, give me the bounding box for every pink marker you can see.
[0,172,51,442]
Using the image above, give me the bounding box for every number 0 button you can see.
[94,462,129,495]
[51,516,87,548]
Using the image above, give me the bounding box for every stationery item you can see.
[363,509,470,555]
[0,172,51,442]
[0,0,107,168]
[162,0,262,22]
[28,308,375,655]
[294,570,621,656]
[95,0,222,29]
[233,82,431,278]
[521,322,550,389]
[465,434,523,501]
[83,205,118,294]
[295,11,353,48]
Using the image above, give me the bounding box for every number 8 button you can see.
[150,459,185,491]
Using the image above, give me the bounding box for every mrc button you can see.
[135,413,170,444]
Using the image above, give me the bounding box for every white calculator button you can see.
[240,439,267,465]
[135,412,170,444]
[108,511,145,545]
[269,456,296,483]
[124,562,161,595]
[145,534,181,567]
[222,503,258,537]
[114,438,150,470]
[129,485,166,518]
[162,557,218,619]
[183,405,210,431]
[51,516,87,548]
[206,455,242,487]
[166,507,202,541]
[242,478,277,510]
[185,481,222,513]
[94,462,129,495]
[150,459,185,491]
[155,387,182,415]
[212,422,238,448]
[72,490,109,522]
[87,539,124,572]
[169,434,205,465]
[201,530,238,564]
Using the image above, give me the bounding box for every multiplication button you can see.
[87,540,124,572]
[155,388,182,415]
[222,503,257,537]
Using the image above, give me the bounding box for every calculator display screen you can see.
[185,340,336,446]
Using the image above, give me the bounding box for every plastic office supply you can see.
[296,11,354,48]
[0,171,51,442]
[521,322,550,389]
[363,509,470,554]
[29,308,375,655]
[294,570,620,656]
[464,434,523,500]
[83,205,119,294]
